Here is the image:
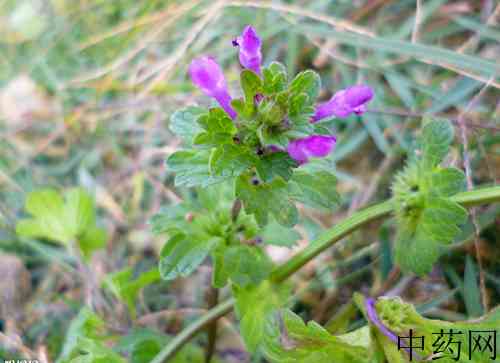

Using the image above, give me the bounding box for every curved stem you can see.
[271,199,394,282]
[150,298,235,363]
[151,185,500,363]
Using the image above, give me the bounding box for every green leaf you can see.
[420,118,454,169]
[117,328,218,363]
[263,309,369,363]
[169,106,205,144]
[59,337,127,363]
[223,245,273,287]
[257,98,286,125]
[261,220,301,247]
[463,255,484,317]
[263,61,287,94]
[392,119,468,275]
[429,167,466,197]
[235,174,298,227]
[234,280,290,353]
[289,162,339,210]
[288,92,315,125]
[166,149,229,187]
[211,244,230,288]
[194,108,237,146]
[116,329,168,363]
[256,151,297,182]
[288,70,321,102]
[241,69,263,104]
[78,226,106,260]
[395,196,467,275]
[57,308,106,363]
[16,188,106,259]
[150,203,192,236]
[103,267,161,318]
[159,233,220,280]
[209,144,257,177]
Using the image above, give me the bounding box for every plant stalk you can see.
[204,284,219,363]
[151,185,500,363]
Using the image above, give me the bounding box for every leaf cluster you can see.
[167,62,338,227]
[391,119,468,275]
[150,183,299,288]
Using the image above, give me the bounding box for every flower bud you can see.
[233,25,262,75]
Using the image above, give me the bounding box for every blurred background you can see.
[0,0,499,362]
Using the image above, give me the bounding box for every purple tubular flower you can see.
[286,135,336,164]
[233,25,262,74]
[312,85,374,122]
[189,56,237,119]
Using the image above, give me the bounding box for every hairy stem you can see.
[150,185,500,363]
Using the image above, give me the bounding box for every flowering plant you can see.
[13,24,500,363]
[168,25,373,227]
[148,25,499,362]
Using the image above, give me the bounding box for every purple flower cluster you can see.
[188,25,373,164]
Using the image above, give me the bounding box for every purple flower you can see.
[233,25,262,74]
[189,56,237,119]
[365,298,399,344]
[365,298,423,360]
[287,135,336,164]
[312,85,374,122]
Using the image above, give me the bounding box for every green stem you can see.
[150,299,234,363]
[150,185,500,363]
[450,185,500,207]
[271,200,394,282]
